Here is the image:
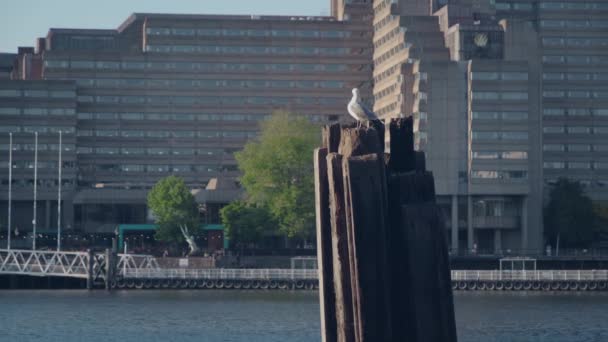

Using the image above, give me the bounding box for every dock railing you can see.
[451,270,608,281]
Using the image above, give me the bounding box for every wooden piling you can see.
[314,118,457,342]
[315,147,337,342]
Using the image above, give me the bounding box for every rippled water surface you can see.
[0,290,607,342]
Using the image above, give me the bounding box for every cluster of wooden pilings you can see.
[314,118,457,342]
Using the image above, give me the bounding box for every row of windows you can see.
[373,13,397,33]
[543,126,608,134]
[542,55,608,65]
[540,20,608,29]
[77,147,228,156]
[472,111,528,120]
[472,92,528,101]
[75,112,334,122]
[89,164,223,173]
[373,0,394,14]
[45,60,352,73]
[0,126,75,134]
[0,89,75,98]
[0,107,75,116]
[76,78,345,89]
[146,45,352,56]
[544,162,608,170]
[542,37,608,48]
[495,2,534,10]
[472,151,528,160]
[374,64,400,85]
[544,144,608,152]
[373,41,406,68]
[76,130,257,139]
[374,83,399,102]
[0,144,75,152]
[472,131,528,140]
[77,95,344,106]
[471,72,528,81]
[146,27,351,38]
[543,73,608,81]
[373,26,403,49]
[471,170,528,180]
[539,2,608,10]
[6,161,75,169]
[543,91,608,99]
[0,179,75,188]
[543,108,608,117]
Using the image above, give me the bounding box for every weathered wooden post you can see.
[314,118,457,342]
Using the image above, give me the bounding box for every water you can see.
[0,291,607,342]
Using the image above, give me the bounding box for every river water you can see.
[0,290,607,342]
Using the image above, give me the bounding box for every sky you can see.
[0,0,330,52]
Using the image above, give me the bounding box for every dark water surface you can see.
[0,290,607,342]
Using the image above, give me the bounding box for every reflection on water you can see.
[0,290,607,342]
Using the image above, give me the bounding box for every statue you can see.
[179,225,200,256]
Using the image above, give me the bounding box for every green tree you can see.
[147,175,199,243]
[235,111,319,239]
[544,178,595,249]
[220,201,275,248]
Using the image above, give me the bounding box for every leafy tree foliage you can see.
[235,111,319,239]
[220,201,275,248]
[544,178,595,248]
[147,176,199,243]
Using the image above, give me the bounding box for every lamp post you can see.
[57,131,62,251]
[32,132,38,250]
[7,132,12,250]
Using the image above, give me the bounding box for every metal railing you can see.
[120,268,319,280]
[451,270,608,282]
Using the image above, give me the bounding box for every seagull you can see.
[347,88,383,128]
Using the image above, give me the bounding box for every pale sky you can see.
[0,0,330,52]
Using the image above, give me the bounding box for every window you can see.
[594,162,608,169]
[569,162,591,169]
[23,108,46,115]
[50,90,75,98]
[121,148,145,155]
[172,148,195,155]
[502,151,528,159]
[543,108,565,116]
[23,90,48,98]
[147,148,169,155]
[502,72,528,80]
[71,61,95,68]
[543,91,564,98]
[77,147,93,154]
[543,73,564,80]
[172,165,193,172]
[0,108,19,115]
[122,61,145,69]
[544,162,565,169]
[472,72,499,80]
[502,92,528,100]
[121,113,144,120]
[472,132,499,140]
[147,165,169,172]
[594,109,608,116]
[543,126,565,133]
[121,130,144,138]
[147,131,170,138]
[121,164,145,172]
[568,109,589,116]
[502,132,528,140]
[96,147,119,155]
[472,92,499,100]
[96,130,119,137]
[472,151,499,159]
[173,131,195,138]
[502,112,528,120]
[594,127,608,134]
[568,144,591,152]
[567,126,590,134]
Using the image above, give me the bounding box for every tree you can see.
[147,176,200,249]
[544,178,595,250]
[235,111,319,239]
[220,201,275,248]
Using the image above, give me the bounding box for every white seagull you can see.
[347,88,382,128]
